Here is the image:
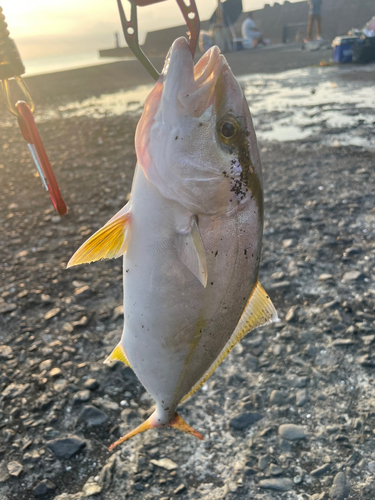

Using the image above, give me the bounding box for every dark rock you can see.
[311,463,332,477]
[258,454,269,470]
[329,472,349,500]
[77,405,109,427]
[229,412,262,430]
[287,374,308,388]
[33,479,56,497]
[47,435,86,459]
[270,390,293,406]
[244,467,257,476]
[296,389,308,407]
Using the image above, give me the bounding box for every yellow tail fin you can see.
[109,412,203,451]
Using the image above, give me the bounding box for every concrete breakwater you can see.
[100,0,375,58]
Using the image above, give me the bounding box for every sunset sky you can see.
[2,0,302,60]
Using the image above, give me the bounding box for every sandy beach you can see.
[0,44,375,500]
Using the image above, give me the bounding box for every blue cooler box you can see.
[332,36,362,63]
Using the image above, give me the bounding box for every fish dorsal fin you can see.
[176,217,207,287]
[67,206,131,268]
[181,280,278,402]
[104,343,132,368]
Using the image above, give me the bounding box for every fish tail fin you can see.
[169,413,204,440]
[108,411,203,451]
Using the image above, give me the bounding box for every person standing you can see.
[306,0,322,40]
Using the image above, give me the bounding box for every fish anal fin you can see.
[108,411,203,451]
[176,217,207,287]
[181,280,277,402]
[67,211,130,268]
[104,343,131,368]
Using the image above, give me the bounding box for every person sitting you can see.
[241,12,265,49]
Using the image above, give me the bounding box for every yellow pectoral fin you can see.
[104,343,131,368]
[67,213,130,267]
[181,280,278,403]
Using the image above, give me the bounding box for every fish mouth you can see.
[163,37,225,119]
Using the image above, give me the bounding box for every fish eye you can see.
[217,116,242,145]
[221,122,236,138]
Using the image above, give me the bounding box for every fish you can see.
[68,37,277,449]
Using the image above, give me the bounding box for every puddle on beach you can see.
[1,64,375,149]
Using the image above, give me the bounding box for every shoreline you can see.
[1,43,333,112]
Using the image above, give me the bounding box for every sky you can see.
[2,0,302,60]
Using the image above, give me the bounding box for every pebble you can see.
[287,374,308,388]
[278,424,307,440]
[329,472,349,500]
[368,461,375,474]
[39,359,53,372]
[77,405,109,427]
[83,378,99,390]
[0,460,9,483]
[270,390,292,406]
[74,285,92,299]
[0,345,13,359]
[7,461,23,477]
[33,479,57,496]
[49,367,62,378]
[310,463,332,477]
[259,478,294,492]
[44,307,61,320]
[319,273,333,281]
[269,464,283,476]
[72,390,91,405]
[173,484,186,494]
[82,481,103,496]
[270,281,291,290]
[285,307,297,322]
[229,412,262,430]
[331,339,356,347]
[47,435,86,459]
[150,458,178,471]
[2,383,28,400]
[342,271,362,282]
[0,303,17,314]
[258,455,269,470]
[296,389,308,407]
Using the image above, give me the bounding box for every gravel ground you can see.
[0,82,375,500]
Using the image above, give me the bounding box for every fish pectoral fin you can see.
[176,217,207,287]
[108,411,203,451]
[181,280,278,402]
[67,209,131,267]
[104,343,132,368]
